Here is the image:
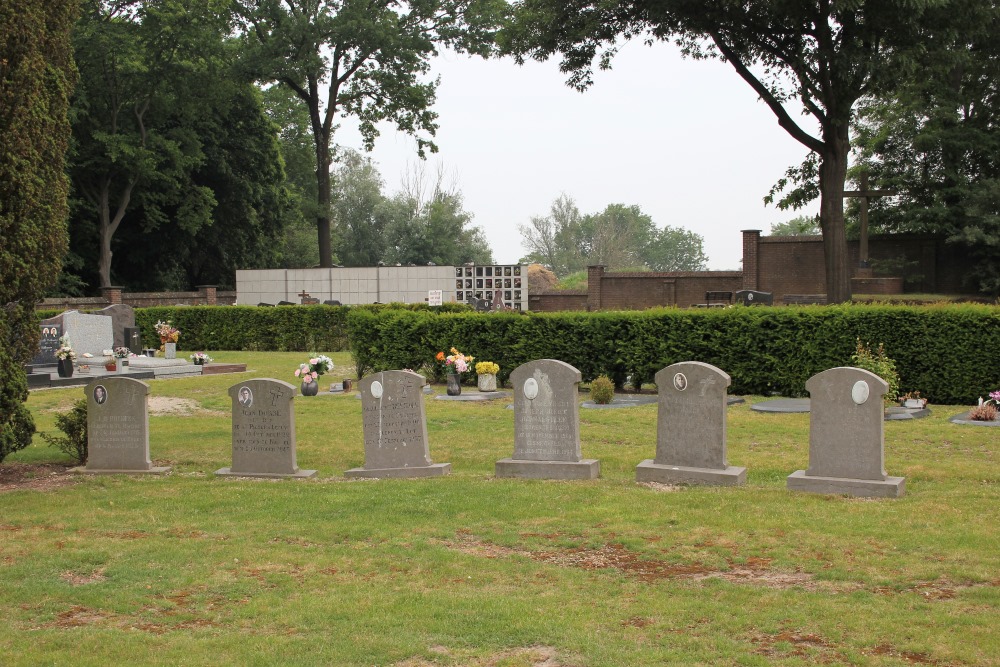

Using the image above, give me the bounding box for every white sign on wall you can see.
[427,290,443,306]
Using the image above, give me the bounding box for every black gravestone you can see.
[124,327,142,355]
[734,290,773,306]
[32,324,63,366]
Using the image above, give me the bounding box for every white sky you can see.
[336,40,819,270]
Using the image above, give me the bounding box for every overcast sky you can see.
[336,40,820,271]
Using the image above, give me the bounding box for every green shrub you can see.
[590,376,615,404]
[40,399,87,464]
[850,339,901,406]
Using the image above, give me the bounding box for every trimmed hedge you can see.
[346,304,1000,405]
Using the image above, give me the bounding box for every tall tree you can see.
[642,225,708,271]
[0,0,77,460]
[518,193,583,274]
[852,0,1000,294]
[235,0,504,268]
[333,150,389,266]
[70,0,232,287]
[770,214,820,236]
[504,0,950,302]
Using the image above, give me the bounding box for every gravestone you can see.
[345,370,450,479]
[734,289,773,306]
[40,310,113,358]
[74,377,170,475]
[495,359,599,479]
[787,367,905,497]
[636,362,746,486]
[124,326,142,355]
[31,324,63,366]
[216,379,315,479]
[96,304,136,348]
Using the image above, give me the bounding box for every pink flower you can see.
[990,390,1000,402]
[294,369,301,377]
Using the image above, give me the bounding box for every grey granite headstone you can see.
[216,379,315,479]
[31,323,63,366]
[787,367,905,498]
[345,370,450,479]
[41,310,114,358]
[74,377,170,475]
[636,362,746,486]
[495,359,599,480]
[96,304,136,348]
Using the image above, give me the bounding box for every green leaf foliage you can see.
[346,304,1000,405]
[0,0,77,461]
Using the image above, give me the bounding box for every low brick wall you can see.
[529,291,588,311]
[37,288,237,311]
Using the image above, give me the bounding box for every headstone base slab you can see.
[495,458,600,480]
[635,460,746,486]
[215,467,317,480]
[344,463,450,479]
[72,466,172,476]
[786,470,905,498]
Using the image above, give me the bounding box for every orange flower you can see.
[436,351,445,362]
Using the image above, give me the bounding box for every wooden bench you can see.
[782,294,828,305]
[704,291,733,306]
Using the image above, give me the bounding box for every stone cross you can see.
[843,172,896,272]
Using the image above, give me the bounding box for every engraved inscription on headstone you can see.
[32,324,62,365]
[636,362,746,486]
[496,359,599,479]
[788,367,905,498]
[216,379,315,479]
[345,370,450,479]
[75,377,170,475]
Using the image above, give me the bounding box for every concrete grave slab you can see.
[636,362,746,486]
[345,370,450,479]
[496,359,599,480]
[216,379,315,479]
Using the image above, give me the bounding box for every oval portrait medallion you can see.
[673,373,688,391]
[371,380,383,399]
[523,377,539,400]
[851,380,870,405]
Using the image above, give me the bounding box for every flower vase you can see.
[57,358,74,378]
[194,359,204,366]
[116,360,128,374]
[446,373,462,396]
[164,342,176,359]
[300,379,319,396]
[477,373,497,392]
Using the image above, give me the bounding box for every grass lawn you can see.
[2,351,997,666]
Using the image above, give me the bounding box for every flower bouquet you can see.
[155,320,180,345]
[475,361,499,392]
[55,335,76,362]
[969,390,1000,422]
[443,347,474,395]
[190,352,213,365]
[295,355,333,387]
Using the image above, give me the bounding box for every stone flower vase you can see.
[164,342,177,359]
[57,358,74,378]
[446,373,462,396]
[300,378,319,396]
[477,373,497,392]
[116,359,128,374]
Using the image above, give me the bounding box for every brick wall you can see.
[38,288,237,311]
[529,291,588,311]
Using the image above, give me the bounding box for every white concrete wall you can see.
[236,265,529,309]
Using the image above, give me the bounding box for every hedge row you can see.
[346,304,1000,405]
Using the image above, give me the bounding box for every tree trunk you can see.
[818,125,852,303]
[98,184,113,288]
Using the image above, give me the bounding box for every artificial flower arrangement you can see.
[113,347,131,359]
[969,390,1000,421]
[475,361,499,376]
[444,347,474,374]
[190,352,213,365]
[55,335,76,361]
[154,320,180,343]
[294,355,334,382]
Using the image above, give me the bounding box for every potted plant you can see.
[475,361,499,392]
[154,320,180,358]
[899,391,928,409]
[113,347,131,373]
[969,390,1000,422]
[189,352,213,366]
[294,355,333,396]
[443,347,474,396]
[55,335,76,378]
[102,349,116,372]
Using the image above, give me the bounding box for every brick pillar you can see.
[741,230,761,290]
[197,285,218,305]
[100,286,123,305]
[587,265,604,311]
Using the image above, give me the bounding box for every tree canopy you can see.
[519,195,707,275]
[234,0,505,268]
[504,0,956,302]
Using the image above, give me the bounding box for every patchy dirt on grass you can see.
[440,532,819,589]
[0,463,78,494]
[873,577,1000,600]
[395,645,570,667]
[60,567,106,586]
[147,396,225,416]
[637,482,683,493]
